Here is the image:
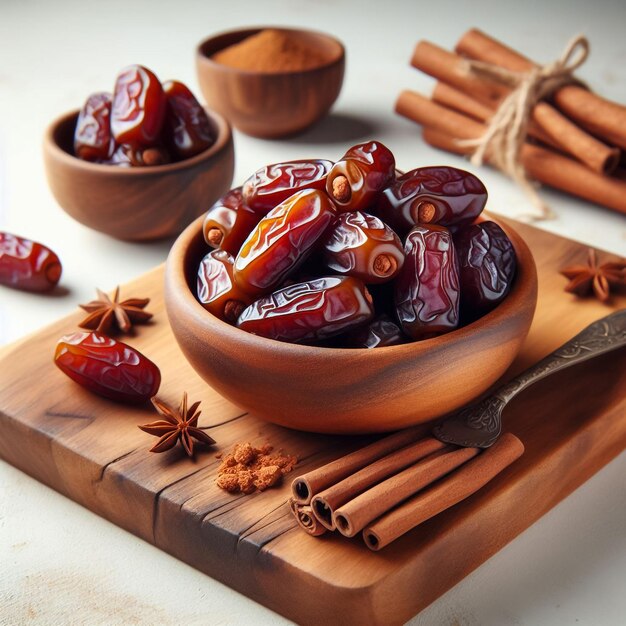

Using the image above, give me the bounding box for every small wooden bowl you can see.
[43,109,234,241]
[164,215,538,435]
[196,27,345,138]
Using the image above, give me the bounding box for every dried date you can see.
[202,188,261,255]
[339,315,405,348]
[74,92,113,161]
[326,141,395,211]
[394,224,460,339]
[162,80,215,160]
[0,232,62,292]
[242,159,333,213]
[376,166,487,235]
[454,221,517,319]
[54,332,161,403]
[237,276,374,343]
[234,189,336,295]
[197,249,251,323]
[322,211,404,284]
[111,65,166,146]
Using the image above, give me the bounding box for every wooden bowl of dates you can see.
[196,27,345,138]
[43,108,234,241]
[164,213,538,435]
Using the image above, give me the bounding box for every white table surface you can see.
[1,0,625,624]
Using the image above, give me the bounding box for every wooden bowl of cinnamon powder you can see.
[196,27,345,138]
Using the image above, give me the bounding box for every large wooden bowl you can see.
[43,109,234,241]
[196,27,345,138]
[164,214,538,434]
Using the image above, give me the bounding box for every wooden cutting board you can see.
[0,221,624,625]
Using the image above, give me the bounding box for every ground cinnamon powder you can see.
[216,442,298,494]
[212,29,327,72]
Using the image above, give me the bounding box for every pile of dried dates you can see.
[196,141,517,347]
[74,65,215,166]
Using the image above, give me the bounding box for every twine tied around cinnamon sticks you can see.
[460,35,590,220]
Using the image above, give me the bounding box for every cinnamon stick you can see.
[333,446,480,538]
[396,90,626,216]
[310,437,446,530]
[431,81,497,122]
[412,41,508,107]
[397,90,484,141]
[413,40,620,174]
[456,28,535,73]
[456,28,626,151]
[289,499,327,537]
[363,433,525,551]
[421,127,478,156]
[532,101,620,174]
[432,82,562,151]
[291,424,429,504]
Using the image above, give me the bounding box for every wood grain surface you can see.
[0,222,624,625]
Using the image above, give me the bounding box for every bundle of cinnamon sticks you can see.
[289,427,523,551]
[395,29,626,216]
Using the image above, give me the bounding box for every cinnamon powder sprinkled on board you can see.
[211,29,328,72]
[217,442,298,493]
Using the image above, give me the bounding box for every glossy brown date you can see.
[340,314,405,348]
[394,224,460,339]
[197,249,252,323]
[322,211,404,284]
[111,65,166,146]
[202,188,261,255]
[234,189,336,295]
[0,232,62,292]
[74,92,112,161]
[376,166,487,236]
[237,276,374,343]
[54,332,161,403]
[326,141,395,211]
[162,80,215,160]
[455,221,517,320]
[242,159,333,213]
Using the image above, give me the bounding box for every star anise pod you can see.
[138,393,216,457]
[79,286,152,334]
[560,249,626,302]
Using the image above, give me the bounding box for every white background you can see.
[1,0,625,624]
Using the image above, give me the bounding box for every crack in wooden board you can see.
[0,223,624,625]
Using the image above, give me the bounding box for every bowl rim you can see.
[196,26,346,78]
[166,211,538,359]
[43,106,232,176]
